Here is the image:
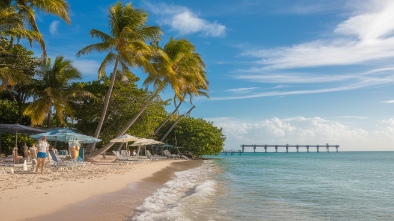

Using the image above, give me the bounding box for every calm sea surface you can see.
[131,152,394,221]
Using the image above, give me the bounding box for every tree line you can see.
[0,1,225,158]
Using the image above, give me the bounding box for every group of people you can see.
[30,136,81,175]
[13,136,82,175]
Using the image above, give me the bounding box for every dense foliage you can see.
[158,117,225,157]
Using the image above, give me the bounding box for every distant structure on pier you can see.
[222,143,340,155]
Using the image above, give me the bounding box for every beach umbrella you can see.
[130,138,164,146]
[110,134,139,143]
[0,124,46,152]
[130,138,164,156]
[30,128,101,143]
[30,128,101,159]
[110,134,139,153]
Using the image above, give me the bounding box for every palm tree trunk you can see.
[160,105,195,142]
[153,101,183,136]
[85,87,162,159]
[47,106,53,128]
[88,57,120,152]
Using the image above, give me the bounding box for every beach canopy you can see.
[0,124,46,148]
[110,134,139,143]
[130,138,164,146]
[30,128,101,144]
[0,124,45,135]
[111,134,140,153]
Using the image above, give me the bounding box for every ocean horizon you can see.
[131,151,394,221]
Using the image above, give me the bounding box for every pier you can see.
[222,144,340,154]
[240,144,339,153]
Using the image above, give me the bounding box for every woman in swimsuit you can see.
[36,136,50,175]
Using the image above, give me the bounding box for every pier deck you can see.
[223,144,340,154]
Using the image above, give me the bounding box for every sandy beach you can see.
[0,157,202,221]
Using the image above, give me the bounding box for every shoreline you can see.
[0,158,203,221]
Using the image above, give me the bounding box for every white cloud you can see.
[242,0,394,70]
[219,0,394,101]
[373,118,394,139]
[381,100,394,104]
[226,87,257,94]
[208,116,394,151]
[49,21,60,35]
[73,59,100,77]
[211,68,394,100]
[146,3,226,37]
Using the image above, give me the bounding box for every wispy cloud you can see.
[335,116,368,119]
[214,0,394,100]
[212,67,394,100]
[381,100,394,104]
[242,0,394,70]
[145,3,226,37]
[226,87,257,94]
[49,21,60,35]
[277,0,344,15]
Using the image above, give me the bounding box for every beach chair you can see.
[146,150,152,159]
[163,150,179,159]
[120,150,130,158]
[78,147,84,162]
[49,149,61,166]
[112,150,125,160]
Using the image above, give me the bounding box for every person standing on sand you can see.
[35,136,50,175]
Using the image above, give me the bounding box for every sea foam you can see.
[131,161,219,221]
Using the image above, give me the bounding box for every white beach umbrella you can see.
[110,134,139,143]
[111,134,139,153]
[130,138,163,146]
[130,138,164,156]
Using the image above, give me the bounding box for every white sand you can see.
[0,157,200,221]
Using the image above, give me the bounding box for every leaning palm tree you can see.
[156,79,209,140]
[24,56,82,127]
[153,38,209,137]
[77,2,161,152]
[86,38,206,158]
[2,0,71,57]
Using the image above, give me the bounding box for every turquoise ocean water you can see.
[131,152,394,221]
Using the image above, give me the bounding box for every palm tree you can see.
[152,38,209,138]
[24,56,82,127]
[77,2,161,152]
[0,6,41,44]
[0,6,41,89]
[156,79,209,141]
[86,38,207,158]
[2,0,71,57]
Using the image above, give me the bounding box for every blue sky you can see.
[26,0,394,151]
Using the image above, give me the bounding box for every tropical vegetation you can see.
[0,1,225,158]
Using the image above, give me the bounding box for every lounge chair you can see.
[49,149,63,166]
[113,150,126,160]
[163,150,179,159]
[145,150,152,159]
[120,150,130,158]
